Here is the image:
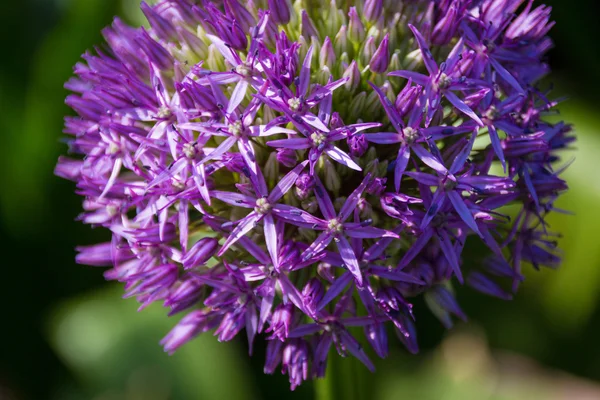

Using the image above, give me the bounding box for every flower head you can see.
[57,0,572,390]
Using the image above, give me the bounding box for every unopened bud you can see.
[361,36,376,67]
[334,25,349,54]
[370,33,390,73]
[364,0,383,22]
[348,7,365,42]
[268,0,291,25]
[347,134,368,157]
[343,60,361,91]
[323,159,341,193]
[319,37,336,68]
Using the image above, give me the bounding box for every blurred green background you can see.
[1,1,599,399]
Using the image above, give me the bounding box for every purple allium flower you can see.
[57,0,573,390]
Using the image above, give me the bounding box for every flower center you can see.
[442,177,457,191]
[254,197,272,214]
[483,106,498,122]
[327,218,344,234]
[288,97,301,111]
[106,204,119,217]
[402,127,418,144]
[235,63,251,77]
[107,142,120,155]
[437,73,452,90]
[310,132,327,148]
[228,121,243,137]
[157,106,172,119]
[183,142,197,159]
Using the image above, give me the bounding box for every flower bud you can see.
[360,36,376,66]
[348,7,365,42]
[267,303,294,341]
[349,91,367,117]
[295,173,315,200]
[364,0,383,21]
[323,159,341,192]
[268,0,291,25]
[334,25,349,54]
[181,237,219,269]
[277,148,297,168]
[319,37,336,68]
[301,10,319,39]
[141,1,177,41]
[369,33,389,73]
[432,4,459,45]
[265,151,280,184]
[347,133,368,157]
[367,177,387,196]
[330,112,344,129]
[342,60,361,91]
[302,278,324,317]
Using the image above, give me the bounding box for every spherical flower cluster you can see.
[56,0,573,389]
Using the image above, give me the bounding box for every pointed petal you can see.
[364,132,402,144]
[268,160,308,202]
[317,272,353,311]
[263,214,279,269]
[218,212,262,256]
[438,230,463,283]
[368,81,404,130]
[227,79,249,115]
[339,174,371,221]
[408,24,438,75]
[447,191,482,236]
[336,236,363,287]
[445,91,483,126]
[450,130,476,174]
[394,145,411,191]
[412,144,448,174]
[313,176,336,219]
[299,45,314,96]
[211,190,256,208]
[326,146,361,171]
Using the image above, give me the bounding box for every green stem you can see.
[314,352,369,400]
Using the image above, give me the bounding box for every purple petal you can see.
[299,45,314,97]
[364,132,402,144]
[339,174,371,221]
[398,228,433,269]
[272,204,325,229]
[421,190,446,230]
[345,226,397,239]
[211,190,256,208]
[313,177,336,219]
[200,136,237,164]
[393,145,411,192]
[301,231,334,262]
[412,144,448,174]
[368,82,404,130]
[447,191,482,237]
[408,24,438,75]
[227,79,249,115]
[317,272,353,311]
[268,160,308,202]
[445,91,483,126]
[266,138,311,149]
[336,236,363,287]
[263,214,279,270]
[438,230,463,283]
[218,212,262,256]
[326,146,361,171]
[388,70,429,86]
[449,130,476,174]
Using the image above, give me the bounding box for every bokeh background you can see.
[1,1,599,399]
